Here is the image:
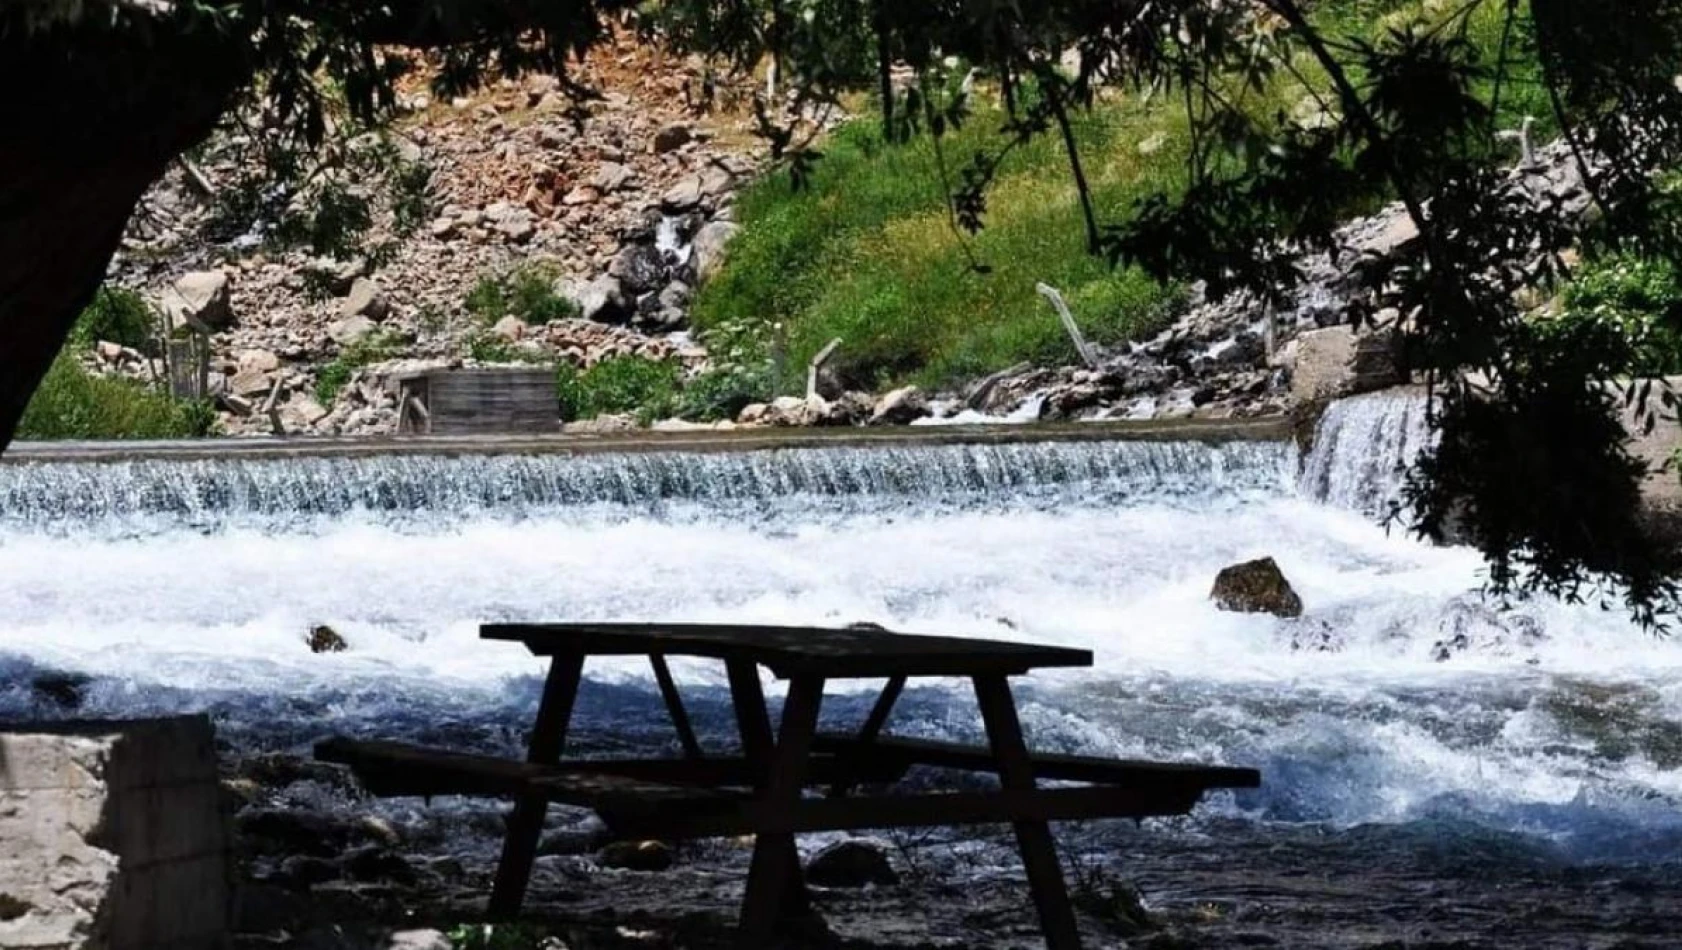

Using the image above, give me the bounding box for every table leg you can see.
[737,673,826,950]
[489,651,585,919]
[650,653,704,759]
[829,674,906,798]
[725,659,816,931]
[973,674,1083,950]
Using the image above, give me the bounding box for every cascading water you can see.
[3,422,1681,865]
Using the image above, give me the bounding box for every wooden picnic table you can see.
[317,622,1260,950]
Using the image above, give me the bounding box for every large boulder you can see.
[1210,557,1304,618]
[1289,325,1401,404]
[608,244,667,296]
[692,220,741,285]
[805,840,897,889]
[159,270,233,332]
[339,277,389,322]
[572,275,631,324]
[868,386,930,426]
[0,717,231,950]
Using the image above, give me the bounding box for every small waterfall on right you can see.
[1300,389,1435,518]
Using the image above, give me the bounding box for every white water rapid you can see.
[3,407,1680,864]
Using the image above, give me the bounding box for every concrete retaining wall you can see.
[0,716,230,950]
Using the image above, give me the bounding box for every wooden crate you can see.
[396,368,559,435]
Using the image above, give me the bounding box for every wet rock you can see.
[308,625,348,654]
[276,855,340,889]
[692,220,740,285]
[608,244,667,296]
[161,269,233,331]
[806,840,898,888]
[597,840,673,872]
[868,386,929,426]
[344,846,417,885]
[30,671,91,710]
[1210,557,1304,619]
[574,275,631,323]
[238,810,354,858]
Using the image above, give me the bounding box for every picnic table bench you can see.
[316,622,1259,949]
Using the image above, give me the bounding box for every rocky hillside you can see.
[98,31,765,437]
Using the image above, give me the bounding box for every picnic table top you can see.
[482,622,1094,679]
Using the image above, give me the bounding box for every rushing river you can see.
[3,394,1681,871]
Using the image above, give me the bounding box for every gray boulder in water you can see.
[1211,557,1304,618]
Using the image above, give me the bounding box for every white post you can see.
[807,337,842,400]
[1036,283,1100,369]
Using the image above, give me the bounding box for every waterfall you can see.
[0,439,1294,534]
[1300,389,1434,518]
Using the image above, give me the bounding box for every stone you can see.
[596,839,673,872]
[387,929,454,950]
[563,185,601,206]
[308,624,348,653]
[95,340,125,363]
[1210,557,1304,618]
[0,717,231,950]
[592,161,635,193]
[160,270,233,331]
[609,244,667,295]
[328,314,379,347]
[697,164,734,198]
[868,386,930,426]
[661,176,704,212]
[29,671,90,710]
[229,367,272,398]
[653,122,693,153]
[428,217,458,240]
[692,220,741,285]
[805,840,898,889]
[303,257,366,296]
[657,281,692,311]
[1290,326,1401,403]
[239,349,281,373]
[573,275,631,324]
[340,277,390,322]
[492,316,526,342]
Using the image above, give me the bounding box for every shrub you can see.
[18,352,215,440]
[1557,253,1682,376]
[675,363,776,421]
[315,330,404,403]
[466,264,578,326]
[69,287,159,355]
[555,356,683,423]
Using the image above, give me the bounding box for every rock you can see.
[573,275,631,323]
[386,930,453,950]
[492,316,526,342]
[327,314,379,346]
[1289,326,1401,403]
[428,217,458,240]
[239,349,281,374]
[95,340,126,363]
[29,671,90,710]
[1210,557,1304,618]
[657,280,692,311]
[484,202,537,242]
[160,270,233,331]
[0,717,230,950]
[608,243,667,295]
[307,625,347,653]
[806,840,897,888]
[344,846,416,884]
[868,386,930,426]
[596,840,673,872]
[697,164,734,198]
[661,176,704,212]
[653,122,693,153]
[563,185,602,206]
[303,257,366,296]
[229,367,272,398]
[275,854,339,888]
[340,277,390,322]
[592,161,636,193]
[692,220,741,285]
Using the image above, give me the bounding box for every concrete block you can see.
[0,716,231,950]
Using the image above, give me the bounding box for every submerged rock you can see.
[1210,557,1304,618]
[806,839,897,888]
[597,839,673,872]
[308,625,348,654]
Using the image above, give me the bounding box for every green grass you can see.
[68,287,159,355]
[556,356,682,424]
[18,352,215,440]
[315,330,405,403]
[692,0,1544,395]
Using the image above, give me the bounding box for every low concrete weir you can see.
[1,416,1293,464]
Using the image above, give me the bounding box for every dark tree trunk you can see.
[0,21,249,453]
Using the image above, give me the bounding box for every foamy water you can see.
[2,403,1679,862]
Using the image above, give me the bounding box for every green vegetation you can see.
[1555,254,1682,376]
[693,105,1184,392]
[68,287,160,355]
[18,352,214,440]
[674,363,776,421]
[556,356,683,424]
[466,264,578,326]
[314,331,405,403]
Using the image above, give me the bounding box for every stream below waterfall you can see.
[3,394,1682,946]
